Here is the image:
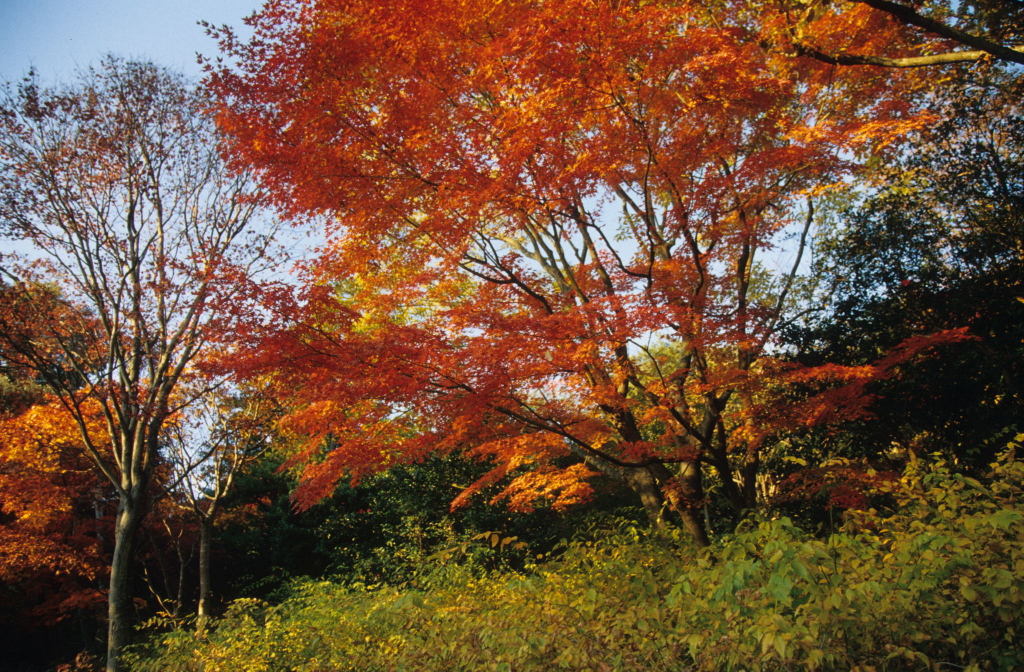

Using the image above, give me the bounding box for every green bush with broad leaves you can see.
[127,446,1024,671]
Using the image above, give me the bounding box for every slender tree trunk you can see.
[197,518,212,631]
[707,449,747,512]
[106,494,144,672]
[174,536,187,619]
[738,451,760,510]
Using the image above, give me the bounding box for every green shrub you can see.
[128,448,1024,671]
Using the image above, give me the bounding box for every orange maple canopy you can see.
[210,0,947,537]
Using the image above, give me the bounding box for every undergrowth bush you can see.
[127,448,1024,671]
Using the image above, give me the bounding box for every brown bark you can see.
[651,461,710,547]
[626,467,669,530]
[796,42,1024,68]
[106,493,145,672]
[196,519,211,631]
[854,0,1024,66]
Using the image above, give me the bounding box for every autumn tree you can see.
[207,0,964,545]
[0,397,106,627]
[162,388,272,628]
[0,59,269,671]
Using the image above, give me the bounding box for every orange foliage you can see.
[775,462,900,511]
[0,398,106,623]
[208,0,954,530]
[742,327,977,448]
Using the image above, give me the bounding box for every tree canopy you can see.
[205,0,968,544]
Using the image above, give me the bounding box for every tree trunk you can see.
[653,461,711,547]
[106,494,144,672]
[626,467,668,530]
[707,448,747,513]
[197,518,211,631]
[581,449,710,545]
[738,452,760,510]
[174,535,187,618]
[676,460,711,547]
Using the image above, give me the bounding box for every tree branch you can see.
[796,42,1024,68]
[853,0,1024,66]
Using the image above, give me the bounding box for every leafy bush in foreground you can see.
[128,448,1024,671]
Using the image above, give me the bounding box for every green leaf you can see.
[773,634,787,659]
[988,509,1021,531]
[767,574,794,603]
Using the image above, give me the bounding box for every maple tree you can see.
[0,59,270,671]
[205,0,980,545]
[0,397,106,626]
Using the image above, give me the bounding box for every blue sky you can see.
[0,0,259,84]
